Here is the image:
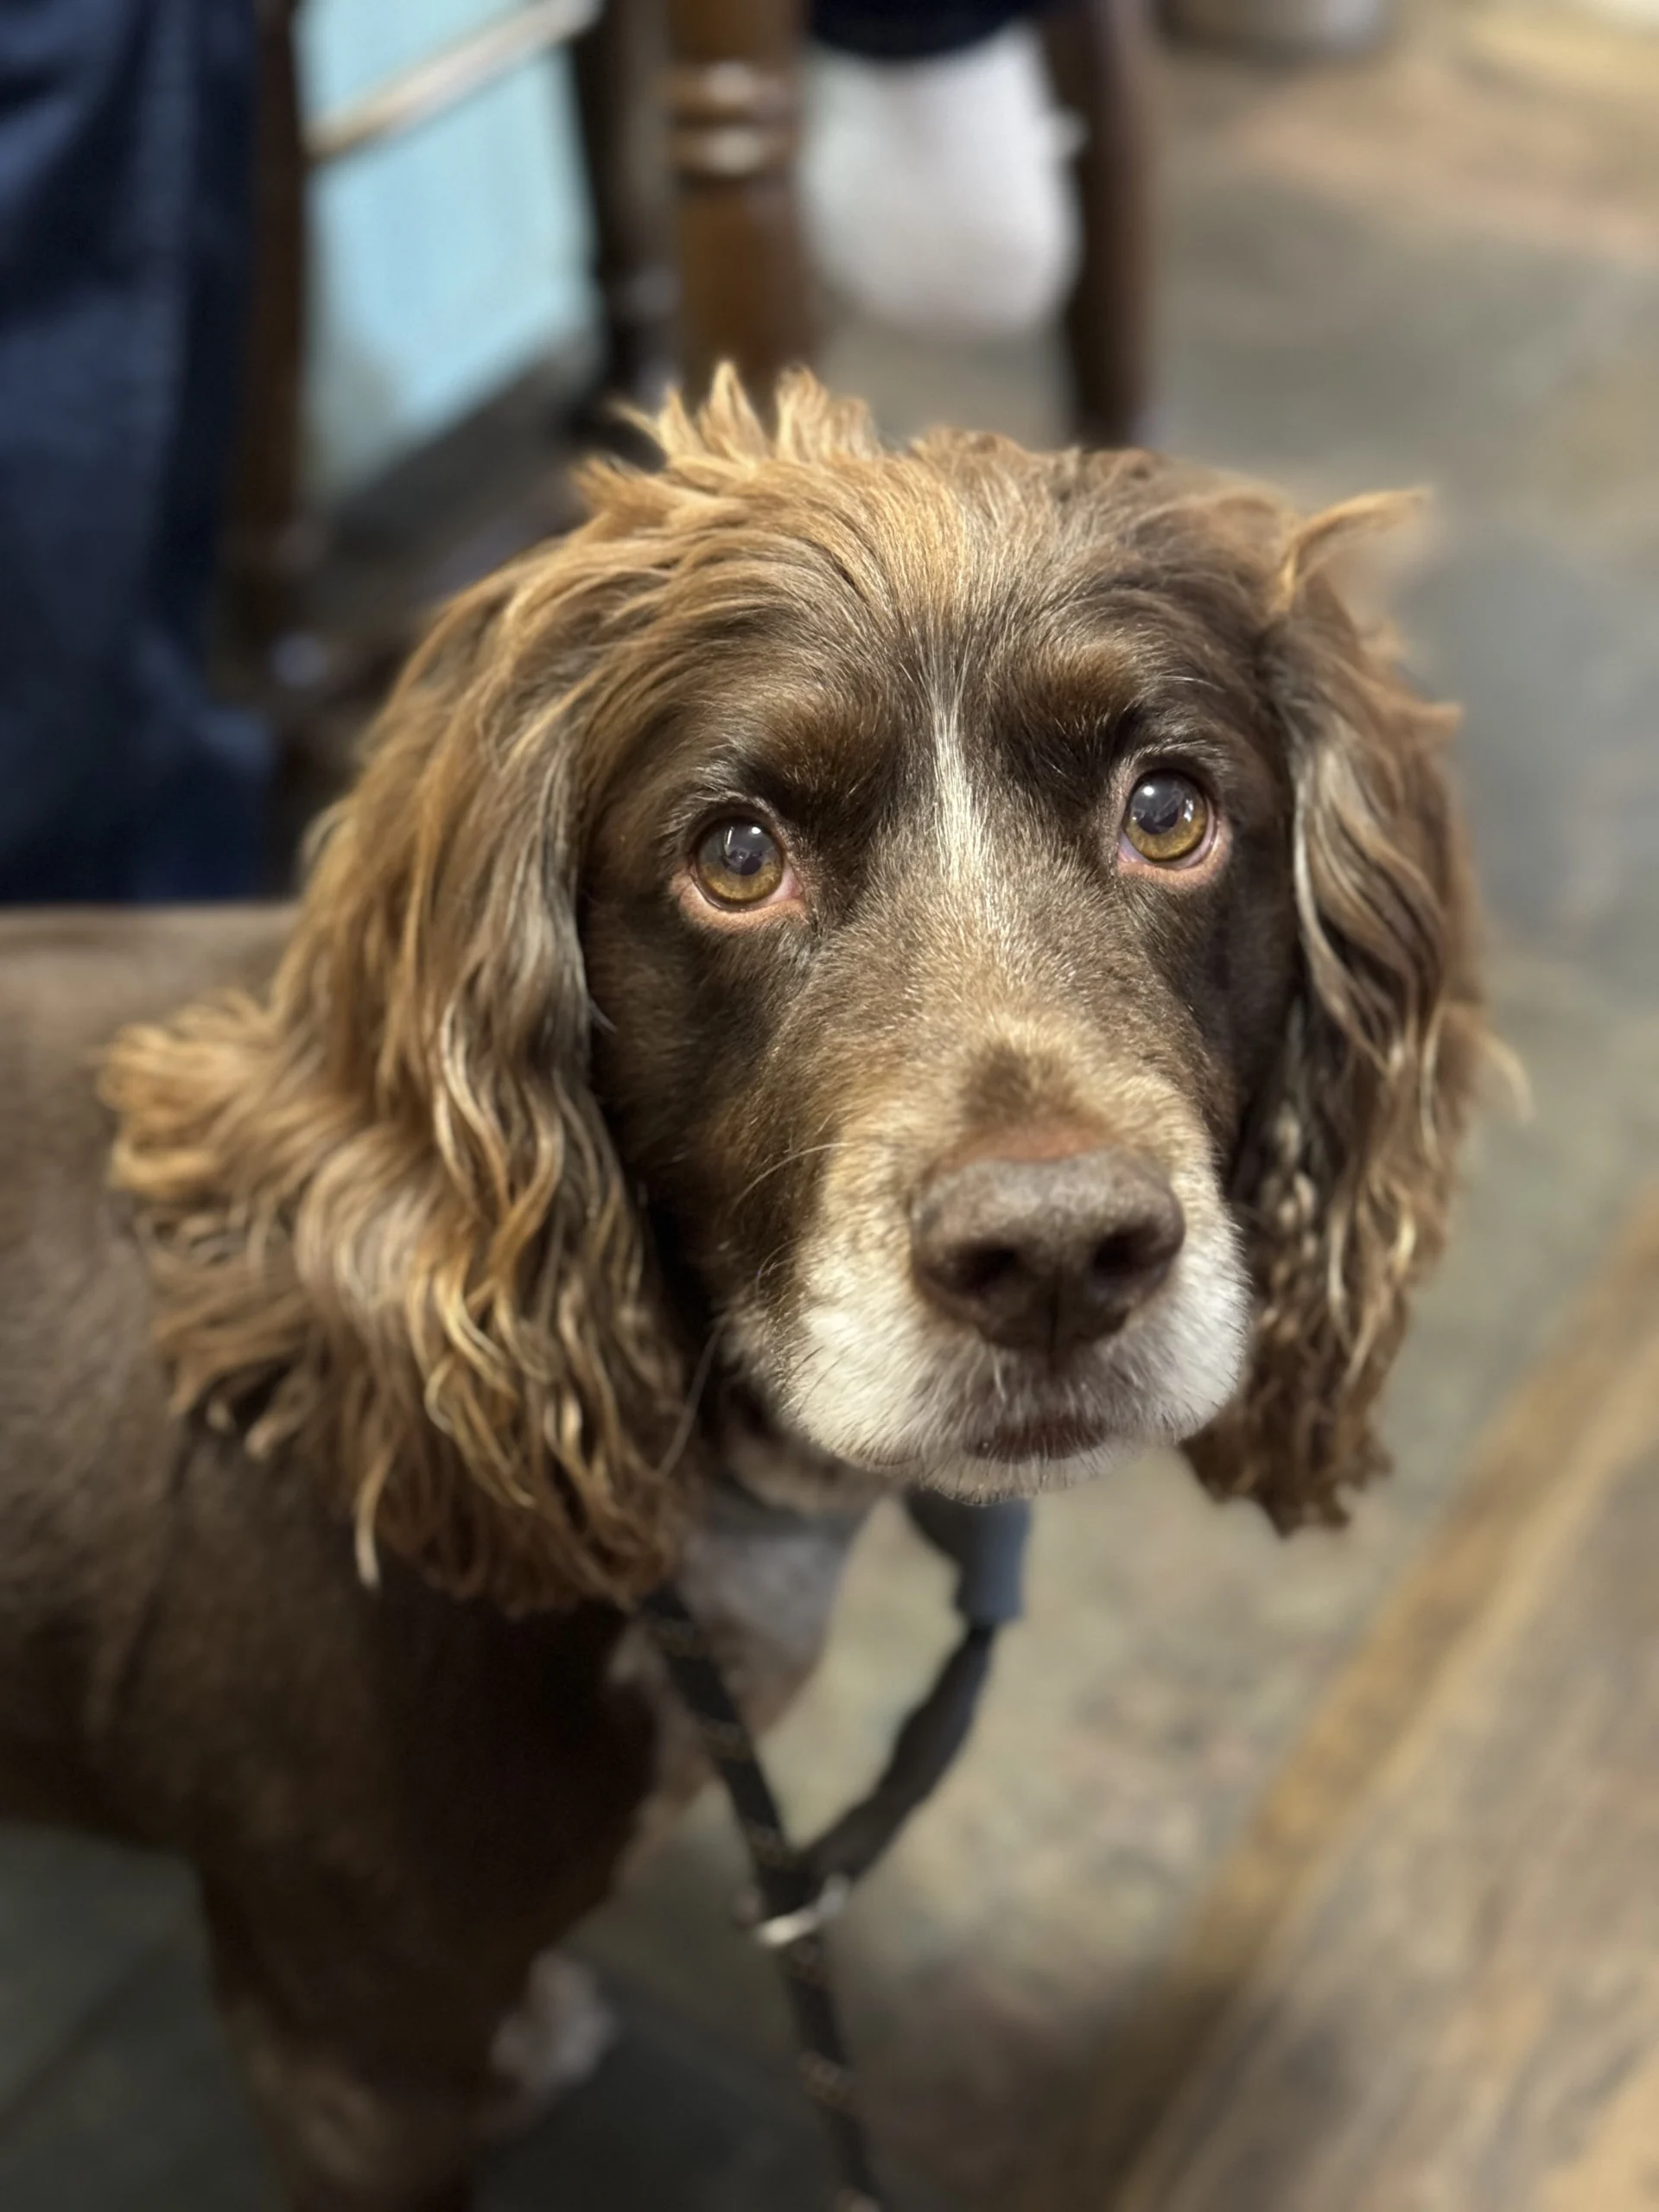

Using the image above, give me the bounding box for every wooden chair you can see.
[226,0,1151,760]
[658,0,1152,449]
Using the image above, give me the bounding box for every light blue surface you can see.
[299,0,595,498]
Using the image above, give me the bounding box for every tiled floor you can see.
[5,2,1659,2205]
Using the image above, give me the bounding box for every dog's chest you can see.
[608,1417,879,1841]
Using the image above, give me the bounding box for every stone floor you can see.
[4,2,1659,2205]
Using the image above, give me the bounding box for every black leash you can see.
[641,1493,1032,2212]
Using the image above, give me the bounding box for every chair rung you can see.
[308,0,601,166]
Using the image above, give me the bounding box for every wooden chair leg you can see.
[1041,0,1155,449]
[569,0,678,410]
[662,0,813,407]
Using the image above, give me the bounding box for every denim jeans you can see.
[0,0,270,901]
[811,0,1039,59]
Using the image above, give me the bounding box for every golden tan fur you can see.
[102,370,1486,1610]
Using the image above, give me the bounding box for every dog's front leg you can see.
[202,1881,498,2212]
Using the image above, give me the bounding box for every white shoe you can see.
[801,24,1081,343]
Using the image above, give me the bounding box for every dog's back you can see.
[0,899,652,1931]
[0,909,289,1824]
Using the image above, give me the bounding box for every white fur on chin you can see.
[743,1160,1251,1496]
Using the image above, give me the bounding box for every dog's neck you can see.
[707,1377,889,1522]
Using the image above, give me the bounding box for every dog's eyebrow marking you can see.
[932,692,991,893]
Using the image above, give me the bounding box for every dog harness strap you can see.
[795,1496,1027,1893]
[641,1501,1027,2209]
[639,1584,886,2210]
[798,1619,995,1894]
[904,1491,1032,1629]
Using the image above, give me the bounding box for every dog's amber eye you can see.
[692,819,786,906]
[1122,772,1211,865]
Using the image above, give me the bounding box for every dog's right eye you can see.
[691,819,788,907]
[1121,772,1213,867]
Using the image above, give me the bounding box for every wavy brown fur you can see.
[1185,496,1484,1527]
[101,375,911,1611]
[104,369,1484,1604]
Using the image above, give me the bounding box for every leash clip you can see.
[738,1871,851,1949]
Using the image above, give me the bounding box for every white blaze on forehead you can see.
[932,695,993,892]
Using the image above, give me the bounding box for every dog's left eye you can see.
[691,819,788,906]
[1121,772,1212,866]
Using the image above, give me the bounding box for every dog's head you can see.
[108,373,1484,1611]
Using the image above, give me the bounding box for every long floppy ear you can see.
[103,544,691,1614]
[1186,497,1490,1529]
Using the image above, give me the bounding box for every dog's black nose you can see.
[910,1146,1185,1355]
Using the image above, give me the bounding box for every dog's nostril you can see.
[951,1244,1020,1296]
[911,1145,1185,1356]
[1092,1221,1176,1282]
[1092,1230,1141,1278]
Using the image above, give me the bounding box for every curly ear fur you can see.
[1186,496,1488,1529]
[103,629,683,1610]
[103,368,899,1612]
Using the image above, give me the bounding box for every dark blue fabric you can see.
[906,1491,1032,1628]
[0,0,270,902]
[810,1,1041,60]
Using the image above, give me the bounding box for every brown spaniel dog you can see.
[0,372,1484,2209]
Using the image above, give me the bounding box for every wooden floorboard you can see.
[1020,1188,1659,2212]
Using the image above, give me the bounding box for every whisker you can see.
[657,1332,721,1482]
[728,1139,846,1214]
[728,1129,918,1216]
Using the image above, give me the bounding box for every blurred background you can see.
[2,0,1657,2206]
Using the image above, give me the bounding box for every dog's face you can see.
[583,528,1303,1497]
[107,372,1484,1610]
